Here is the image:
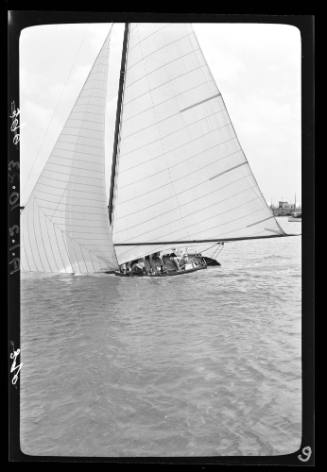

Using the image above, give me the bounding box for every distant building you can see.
[271,201,297,216]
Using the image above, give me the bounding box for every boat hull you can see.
[203,257,221,266]
[114,266,207,277]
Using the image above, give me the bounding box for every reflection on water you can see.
[20,219,301,456]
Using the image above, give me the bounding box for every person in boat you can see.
[170,252,180,271]
[120,263,127,274]
[144,255,152,275]
[178,253,187,270]
[126,261,132,272]
[159,253,168,273]
[164,248,180,271]
[150,252,165,274]
[184,253,202,269]
[118,261,131,274]
[131,259,144,275]
[138,258,146,272]
[162,253,178,272]
[148,254,156,273]
[188,254,202,268]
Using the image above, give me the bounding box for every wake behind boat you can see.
[20,23,295,276]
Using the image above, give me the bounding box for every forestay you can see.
[112,23,285,264]
[21,28,118,273]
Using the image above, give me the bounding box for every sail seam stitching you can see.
[120,127,233,174]
[124,64,206,102]
[128,32,194,70]
[119,147,242,193]
[124,79,213,121]
[116,173,249,221]
[120,110,227,157]
[115,183,259,236]
[126,48,201,89]
[117,195,260,242]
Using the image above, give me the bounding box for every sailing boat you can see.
[288,194,302,222]
[21,23,292,276]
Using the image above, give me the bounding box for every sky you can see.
[19,22,301,207]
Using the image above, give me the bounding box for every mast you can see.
[108,22,129,225]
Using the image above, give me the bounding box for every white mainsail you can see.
[111,24,285,264]
[21,27,118,273]
[21,23,288,273]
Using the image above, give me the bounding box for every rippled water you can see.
[20,219,301,457]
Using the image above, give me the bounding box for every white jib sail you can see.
[21,27,118,273]
[112,23,285,265]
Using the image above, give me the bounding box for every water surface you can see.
[20,218,301,456]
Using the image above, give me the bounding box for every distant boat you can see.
[288,212,302,222]
[21,23,294,276]
[288,194,301,222]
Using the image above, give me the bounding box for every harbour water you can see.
[20,219,301,457]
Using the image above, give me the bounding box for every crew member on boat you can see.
[162,252,179,272]
[150,252,165,274]
[131,259,144,275]
[144,255,152,274]
[120,263,127,274]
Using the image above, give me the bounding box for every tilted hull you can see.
[114,265,207,277]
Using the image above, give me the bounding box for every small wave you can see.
[262,254,293,261]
